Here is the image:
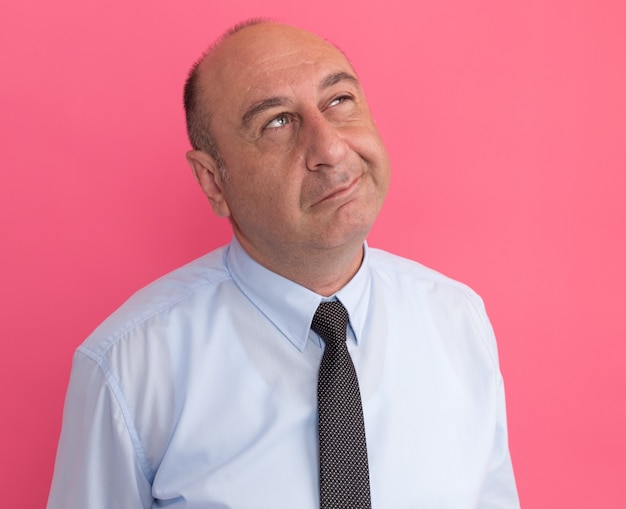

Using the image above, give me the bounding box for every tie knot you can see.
[311,301,349,347]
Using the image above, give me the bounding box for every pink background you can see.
[1,0,625,507]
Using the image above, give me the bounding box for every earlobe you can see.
[186,150,231,218]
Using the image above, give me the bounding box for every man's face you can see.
[195,23,390,268]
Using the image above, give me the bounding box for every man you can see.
[47,20,520,508]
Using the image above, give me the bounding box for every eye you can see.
[265,113,292,129]
[328,95,352,108]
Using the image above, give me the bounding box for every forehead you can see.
[200,24,357,116]
[213,23,352,75]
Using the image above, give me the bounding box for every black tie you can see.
[312,301,372,509]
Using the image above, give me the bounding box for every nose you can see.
[302,112,349,171]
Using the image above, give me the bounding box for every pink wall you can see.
[1,1,624,506]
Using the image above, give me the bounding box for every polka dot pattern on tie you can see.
[312,301,372,509]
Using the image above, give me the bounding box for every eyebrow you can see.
[320,71,359,89]
[242,96,288,128]
[241,71,360,128]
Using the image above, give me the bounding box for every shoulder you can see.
[367,247,482,303]
[366,247,498,360]
[79,246,232,362]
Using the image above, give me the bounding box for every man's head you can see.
[184,21,390,290]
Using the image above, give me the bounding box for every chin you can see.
[321,221,374,250]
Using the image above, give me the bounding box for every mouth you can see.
[316,176,360,205]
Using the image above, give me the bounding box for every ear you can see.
[186,150,231,218]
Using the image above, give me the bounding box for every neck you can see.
[298,245,364,296]
[236,235,365,296]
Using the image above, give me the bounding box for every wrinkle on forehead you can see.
[196,22,357,131]
[204,22,354,84]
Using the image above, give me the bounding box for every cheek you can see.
[346,124,388,158]
[226,172,298,224]
[366,140,391,189]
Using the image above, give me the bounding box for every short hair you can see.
[183,18,273,171]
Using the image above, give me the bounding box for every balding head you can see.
[183,19,269,168]
[183,21,354,170]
